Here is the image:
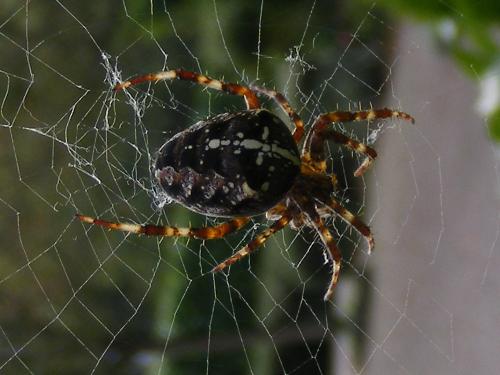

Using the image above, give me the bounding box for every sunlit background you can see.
[1,1,499,374]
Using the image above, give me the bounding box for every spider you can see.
[76,69,414,301]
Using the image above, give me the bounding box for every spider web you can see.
[1,1,499,374]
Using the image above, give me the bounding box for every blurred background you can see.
[0,0,499,374]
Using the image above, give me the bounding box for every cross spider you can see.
[76,69,414,301]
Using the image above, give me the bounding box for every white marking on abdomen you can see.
[271,144,300,165]
[242,182,257,197]
[208,139,221,148]
[262,126,269,140]
[239,139,300,166]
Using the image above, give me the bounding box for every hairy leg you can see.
[303,108,414,175]
[76,214,250,239]
[114,69,261,110]
[309,214,343,301]
[211,215,291,272]
[318,197,374,253]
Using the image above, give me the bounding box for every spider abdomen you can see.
[155,109,300,217]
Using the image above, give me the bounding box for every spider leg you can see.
[211,215,291,272]
[295,199,342,301]
[250,85,305,143]
[303,108,414,175]
[317,129,377,176]
[114,69,260,110]
[308,214,343,301]
[76,214,250,239]
[318,197,374,253]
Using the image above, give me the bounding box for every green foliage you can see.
[489,107,500,141]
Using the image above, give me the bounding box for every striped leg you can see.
[320,197,374,253]
[212,215,291,272]
[114,69,261,110]
[303,108,414,175]
[309,215,343,301]
[250,85,305,143]
[76,214,250,239]
[311,128,377,176]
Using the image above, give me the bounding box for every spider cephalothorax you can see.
[76,69,414,301]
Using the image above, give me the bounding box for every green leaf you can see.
[488,107,500,142]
